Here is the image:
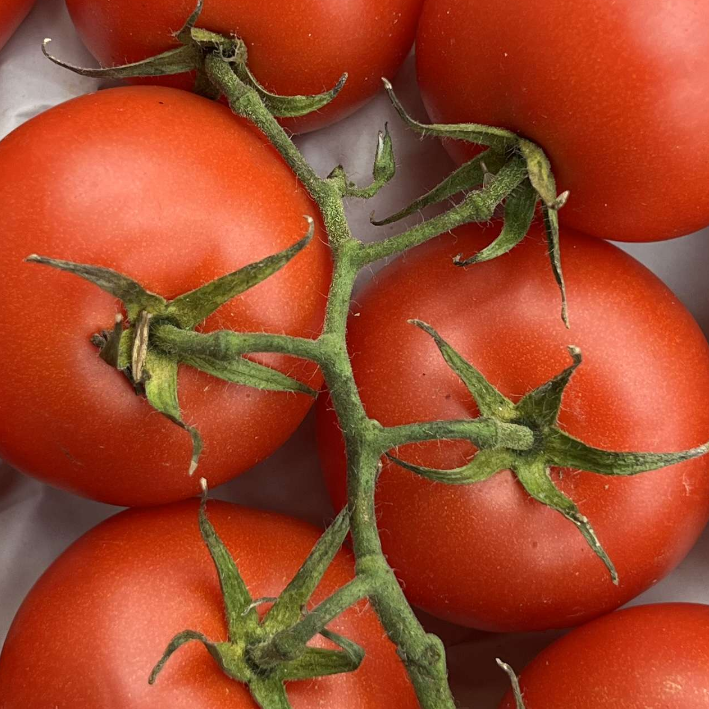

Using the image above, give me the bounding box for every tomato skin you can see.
[0,86,331,507]
[0,501,417,708]
[317,223,709,632]
[499,603,709,708]
[65,0,424,133]
[0,0,33,52]
[416,0,709,242]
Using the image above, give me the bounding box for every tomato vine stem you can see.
[203,51,462,709]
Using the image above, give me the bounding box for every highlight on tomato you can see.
[416,0,709,242]
[65,0,425,133]
[317,221,709,632]
[0,500,418,708]
[0,85,331,507]
[499,603,709,708]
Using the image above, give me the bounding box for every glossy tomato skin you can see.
[0,0,33,52]
[317,223,709,632]
[499,603,709,708]
[0,86,331,507]
[0,501,418,708]
[65,0,424,133]
[416,0,709,242]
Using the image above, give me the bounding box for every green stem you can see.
[379,418,534,452]
[347,443,456,708]
[204,55,458,708]
[152,324,323,364]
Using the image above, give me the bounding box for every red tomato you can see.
[0,0,33,51]
[416,0,709,242]
[0,501,417,708]
[65,0,424,133]
[0,86,331,507]
[317,223,709,632]
[499,603,709,708]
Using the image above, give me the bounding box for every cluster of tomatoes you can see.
[1,1,709,707]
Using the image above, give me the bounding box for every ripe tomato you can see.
[499,603,709,708]
[317,223,709,632]
[0,501,417,707]
[416,0,709,242]
[65,0,424,133]
[0,0,33,51]
[0,86,331,507]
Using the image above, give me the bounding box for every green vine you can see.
[38,5,709,707]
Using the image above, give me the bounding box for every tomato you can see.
[0,0,33,52]
[416,0,709,242]
[317,222,709,632]
[0,500,417,707]
[0,85,331,507]
[65,0,424,134]
[499,603,709,708]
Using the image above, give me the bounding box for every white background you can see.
[1,1,708,706]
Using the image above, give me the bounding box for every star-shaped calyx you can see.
[389,321,709,583]
[27,218,318,477]
[42,0,347,120]
[148,481,364,709]
[372,81,571,325]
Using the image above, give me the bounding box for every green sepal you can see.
[182,351,317,397]
[515,459,618,584]
[497,659,527,709]
[249,679,293,709]
[166,220,315,329]
[454,179,538,266]
[516,346,582,427]
[143,350,203,476]
[42,39,201,80]
[387,449,513,485]
[26,255,166,322]
[273,632,364,682]
[410,320,515,419]
[238,65,348,118]
[546,429,709,476]
[263,509,350,633]
[149,630,225,685]
[372,149,506,226]
[382,78,518,153]
[517,140,569,210]
[175,0,205,44]
[542,204,570,327]
[198,481,260,640]
[516,139,570,326]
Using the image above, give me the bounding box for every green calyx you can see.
[42,0,347,120]
[388,321,709,584]
[149,482,367,709]
[26,219,318,477]
[375,79,571,326]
